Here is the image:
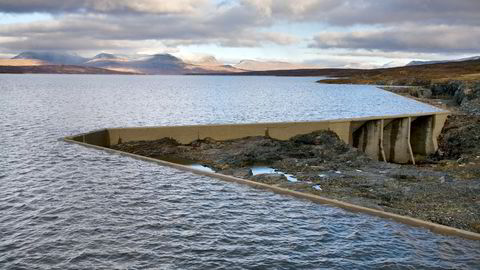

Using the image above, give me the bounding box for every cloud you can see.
[7,0,478,26]
[0,0,208,14]
[310,25,480,53]
[242,0,480,26]
[0,0,479,62]
[0,9,297,52]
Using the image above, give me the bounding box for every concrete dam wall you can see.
[67,112,449,164]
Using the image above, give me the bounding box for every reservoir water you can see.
[0,74,478,269]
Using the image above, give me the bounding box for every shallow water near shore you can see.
[0,74,478,269]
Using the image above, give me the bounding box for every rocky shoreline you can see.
[111,88,480,233]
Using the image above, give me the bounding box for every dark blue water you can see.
[0,74,477,269]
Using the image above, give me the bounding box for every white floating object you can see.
[285,174,298,182]
[312,185,322,191]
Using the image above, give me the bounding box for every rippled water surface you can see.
[0,74,477,269]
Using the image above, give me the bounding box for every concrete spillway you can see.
[67,112,449,164]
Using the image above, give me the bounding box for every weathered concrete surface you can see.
[410,114,448,158]
[71,129,109,147]
[411,116,434,155]
[352,120,384,161]
[383,118,413,164]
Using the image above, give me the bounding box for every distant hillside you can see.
[406,56,480,66]
[215,68,360,77]
[131,54,186,74]
[91,53,118,60]
[83,53,184,74]
[0,65,135,75]
[318,58,480,85]
[184,56,242,73]
[204,58,480,86]
[13,51,87,65]
[184,55,223,66]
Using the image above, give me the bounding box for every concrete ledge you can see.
[63,136,480,241]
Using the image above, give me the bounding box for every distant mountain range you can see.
[11,51,238,74]
[406,56,480,66]
[6,51,480,75]
[13,51,88,65]
[6,51,316,74]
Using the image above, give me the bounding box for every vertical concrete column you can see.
[379,119,387,162]
[431,113,448,153]
[410,114,448,158]
[353,120,383,161]
[383,118,415,164]
[410,116,434,156]
[407,117,415,165]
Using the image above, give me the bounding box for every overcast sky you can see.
[0,0,479,67]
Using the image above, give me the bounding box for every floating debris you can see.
[250,166,298,182]
[190,164,216,173]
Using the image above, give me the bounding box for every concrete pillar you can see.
[431,113,449,153]
[410,116,434,156]
[410,114,448,158]
[352,120,383,161]
[383,118,414,164]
